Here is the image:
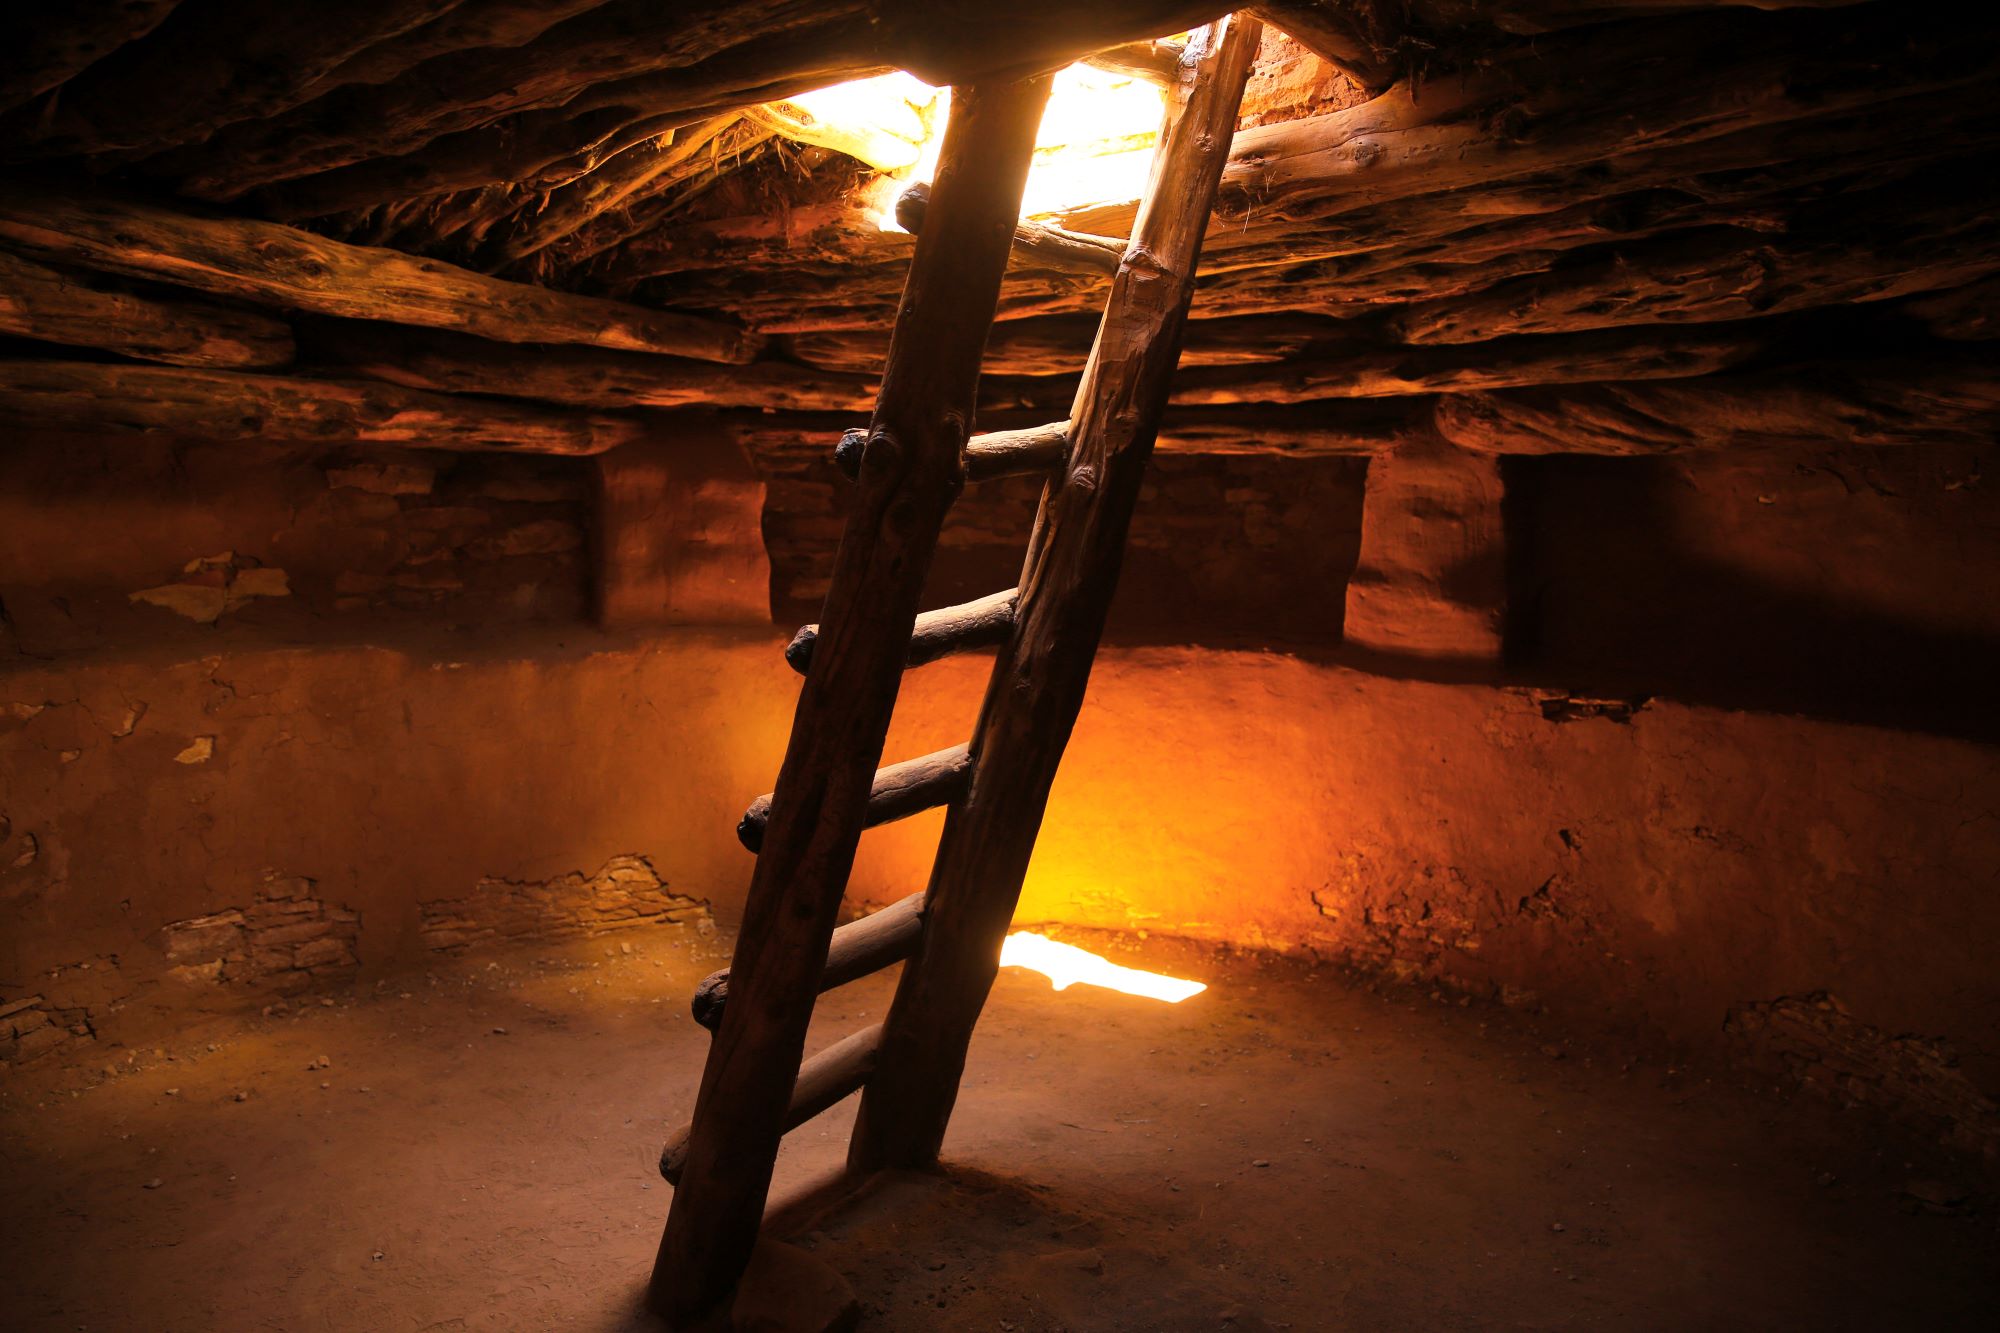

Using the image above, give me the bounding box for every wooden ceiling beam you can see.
[1433,355,2000,455]
[1169,324,1770,404]
[1213,7,1999,224]
[1394,173,2000,345]
[306,323,881,414]
[132,2,872,198]
[146,0,1216,215]
[5,1,465,160]
[1246,3,1399,91]
[788,312,1359,377]
[0,251,295,369]
[0,181,762,363]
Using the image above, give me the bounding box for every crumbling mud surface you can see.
[2,926,1993,1331]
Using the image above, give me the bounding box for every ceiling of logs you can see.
[0,0,1995,466]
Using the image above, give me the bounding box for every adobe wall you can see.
[3,426,1995,1162]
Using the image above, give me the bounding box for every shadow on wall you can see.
[1501,443,2000,744]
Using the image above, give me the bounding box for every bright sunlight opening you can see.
[761,63,1168,232]
[1000,931,1207,1003]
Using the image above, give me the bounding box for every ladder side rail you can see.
[847,14,1264,1174]
[647,73,1055,1328]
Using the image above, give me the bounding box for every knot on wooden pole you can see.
[833,426,869,478]
[894,181,932,235]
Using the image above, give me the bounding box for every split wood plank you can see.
[0,182,761,363]
[0,360,648,455]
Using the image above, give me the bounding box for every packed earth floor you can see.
[2,924,1994,1332]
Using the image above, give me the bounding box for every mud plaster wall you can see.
[0,634,788,1064]
[0,428,739,1065]
[0,432,589,657]
[853,650,2000,1158]
[3,429,1996,1160]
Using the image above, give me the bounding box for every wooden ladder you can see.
[649,15,1261,1326]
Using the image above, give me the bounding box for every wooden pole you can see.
[646,71,1053,1329]
[847,14,1262,1174]
[0,250,295,369]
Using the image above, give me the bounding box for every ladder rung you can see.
[785,589,1017,676]
[737,744,971,852]
[691,891,927,1031]
[894,181,1123,276]
[834,419,1069,483]
[659,1023,883,1184]
[963,420,1071,482]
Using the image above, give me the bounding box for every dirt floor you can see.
[1,923,1994,1332]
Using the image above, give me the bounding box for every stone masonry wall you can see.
[159,872,360,994]
[420,854,708,953]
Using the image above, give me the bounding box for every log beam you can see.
[307,323,875,413]
[1081,39,1189,87]
[0,360,648,456]
[791,312,1356,378]
[0,1,178,116]
[7,2,464,159]
[472,117,752,271]
[1432,356,2000,455]
[1215,7,2000,223]
[1393,199,2000,345]
[1246,2,1399,91]
[1167,324,1770,403]
[787,590,1020,676]
[0,251,295,369]
[0,181,761,363]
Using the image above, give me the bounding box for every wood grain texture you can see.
[691,894,929,1030]
[0,0,179,116]
[0,251,295,369]
[0,181,761,363]
[0,360,648,454]
[1432,356,2000,455]
[786,590,1020,675]
[307,322,875,413]
[848,13,1264,1174]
